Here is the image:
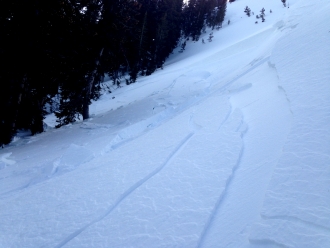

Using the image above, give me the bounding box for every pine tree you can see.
[260,8,265,22]
[244,6,251,17]
[1,0,224,145]
[0,0,73,145]
[181,0,205,41]
[55,0,104,125]
[179,41,186,52]
[208,32,214,42]
[216,0,227,29]
[182,0,227,33]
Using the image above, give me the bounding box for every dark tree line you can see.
[0,0,227,146]
[181,0,227,41]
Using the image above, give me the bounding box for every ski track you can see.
[52,56,249,246]
[196,50,295,247]
[2,1,327,246]
[55,54,271,248]
[197,145,245,248]
[2,25,273,195]
[0,55,263,201]
[54,132,194,248]
[197,57,270,247]
[0,37,278,248]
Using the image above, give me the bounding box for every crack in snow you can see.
[53,132,194,248]
[197,144,245,248]
[197,111,246,248]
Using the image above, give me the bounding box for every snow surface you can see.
[1,0,329,247]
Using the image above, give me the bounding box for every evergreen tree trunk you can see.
[135,11,148,74]
[13,75,27,130]
[82,96,90,120]
[82,47,104,120]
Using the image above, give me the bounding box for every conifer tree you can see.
[182,0,227,39]
[244,6,251,17]
[1,0,221,145]
[260,8,266,22]
[0,0,74,144]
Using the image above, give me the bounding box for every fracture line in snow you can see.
[217,104,232,131]
[100,89,209,156]
[196,143,245,248]
[55,56,270,248]
[212,56,270,95]
[165,74,185,96]
[54,132,194,248]
[268,59,294,117]
[99,57,269,159]
[196,59,271,248]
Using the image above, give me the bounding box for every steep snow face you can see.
[249,1,330,247]
[0,0,329,247]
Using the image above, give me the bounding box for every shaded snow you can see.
[0,0,329,247]
[249,1,330,247]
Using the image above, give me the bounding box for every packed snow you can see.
[0,0,329,247]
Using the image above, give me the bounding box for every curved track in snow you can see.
[0,0,329,247]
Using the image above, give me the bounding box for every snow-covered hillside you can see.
[1,0,329,247]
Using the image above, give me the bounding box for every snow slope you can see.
[0,0,329,247]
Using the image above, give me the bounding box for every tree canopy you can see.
[0,0,227,146]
